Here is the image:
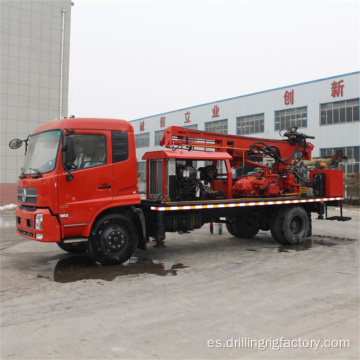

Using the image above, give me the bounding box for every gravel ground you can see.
[0,205,359,360]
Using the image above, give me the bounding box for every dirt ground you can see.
[0,206,359,360]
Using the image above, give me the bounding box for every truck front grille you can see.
[18,188,37,204]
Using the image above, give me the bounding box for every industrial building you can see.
[0,0,72,204]
[131,72,360,192]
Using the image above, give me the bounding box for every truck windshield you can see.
[23,130,61,174]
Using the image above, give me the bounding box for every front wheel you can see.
[88,214,138,265]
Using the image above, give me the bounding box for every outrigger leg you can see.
[153,211,166,248]
[325,201,352,222]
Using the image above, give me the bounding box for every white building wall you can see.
[132,72,360,161]
[0,0,72,204]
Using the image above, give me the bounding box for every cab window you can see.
[66,134,107,170]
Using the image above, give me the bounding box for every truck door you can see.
[58,131,113,237]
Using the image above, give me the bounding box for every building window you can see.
[154,130,164,146]
[320,146,359,174]
[137,161,146,182]
[183,124,198,130]
[320,99,359,125]
[275,107,307,131]
[204,120,227,173]
[135,133,150,148]
[205,119,228,133]
[237,114,264,135]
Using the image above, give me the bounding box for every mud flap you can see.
[133,208,147,250]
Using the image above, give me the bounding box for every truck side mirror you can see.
[9,139,23,149]
[62,136,74,166]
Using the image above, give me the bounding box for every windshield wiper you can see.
[29,168,42,178]
[19,167,26,179]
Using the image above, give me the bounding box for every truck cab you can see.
[12,118,142,262]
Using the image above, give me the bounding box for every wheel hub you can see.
[102,227,126,252]
[290,217,302,234]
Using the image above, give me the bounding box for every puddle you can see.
[311,234,357,243]
[278,242,312,252]
[278,235,357,253]
[37,256,188,283]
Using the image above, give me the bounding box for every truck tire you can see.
[226,223,239,237]
[226,219,259,239]
[57,241,87,254]
[88,214,138,265]
[271,206,309,245]
[282,206,309,244]
[270,208,288,245]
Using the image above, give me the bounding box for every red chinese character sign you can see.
[284,90,294,105]
[184,111,191,123]
[139,121,145,132]
[212,105,220,118]
[331,80,344,98]
[160,116,166,128]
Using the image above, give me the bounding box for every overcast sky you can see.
[68,0,359,120]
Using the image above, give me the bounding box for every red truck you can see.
[9,118,350,265]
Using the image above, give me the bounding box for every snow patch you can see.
[0,204,17,210]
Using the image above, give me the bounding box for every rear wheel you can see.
[226,223,239,237]
[270,208,288,245]
[226,217,259,238]
[88,214,138,265]
[271,206,309,245]
[57,241,87,254]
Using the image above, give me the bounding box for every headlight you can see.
[35,214,43,230]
